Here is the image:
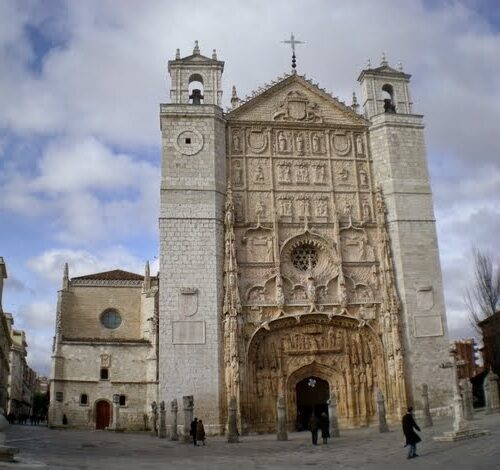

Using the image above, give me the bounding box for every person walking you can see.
[402,407,421,459]
[190,417,198,446]
[319,412,330,444]
[196,419,206,446]
[308,413,320,445]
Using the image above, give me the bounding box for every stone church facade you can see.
[50,43,452,433]
[159,44,451,434]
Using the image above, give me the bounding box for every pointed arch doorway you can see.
[296,376,329,431]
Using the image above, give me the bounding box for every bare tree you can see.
[464,247,500,332]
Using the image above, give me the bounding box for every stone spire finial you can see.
[381,52,388,66]
[367,58,372,68]
[62,262,69,289]
[231,85,241,110]
[351,91,359,113]
[175,48,180,60]
[397,61,403,72]
[144,260,151,291]
[193,40,200,55]
[212,49,217,60]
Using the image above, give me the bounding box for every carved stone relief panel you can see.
[357,164,369,188]
[294,131,308,156]
[333,161,355,188]
[331,131,352,156]
[276,194,294,221]
[247,158,270,190]
[354,133,365,157]
[313,195,329,220]
[231,159,245,187]
[248,191,272,223]
[275,130,293,155]
[246,127,269,155]
[360,195,372,222]
[275,161,293,185]
[233,193,245,222]
[340,228,375,262]
[336,193,359,220]
[310,132,326,155]
[231,128,243,154]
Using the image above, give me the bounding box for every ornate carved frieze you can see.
[273,90,323,123]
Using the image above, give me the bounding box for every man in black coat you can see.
[309,413,320,445]
[402,407,421,459]
[190,417,198,446]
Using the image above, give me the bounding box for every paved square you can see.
[4,411,499,469]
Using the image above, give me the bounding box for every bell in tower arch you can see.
[189,89,204,105]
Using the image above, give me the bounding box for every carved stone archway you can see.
[244,313,388,432]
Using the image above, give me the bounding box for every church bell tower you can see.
[359,57,452,408]
[159,42,226,433]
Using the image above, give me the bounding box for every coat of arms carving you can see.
[273,91,323,123]
[179,287,199,317]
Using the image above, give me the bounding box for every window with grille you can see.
[291,243,318,271]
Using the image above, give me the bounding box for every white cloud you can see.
[27,246,158,284]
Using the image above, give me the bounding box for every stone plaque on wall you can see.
[172,321,205,344]
[416,285,434,311]
[414,315,444,338]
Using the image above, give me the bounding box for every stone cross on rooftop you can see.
[282,32,304,72]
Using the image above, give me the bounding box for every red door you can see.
[95,401,110,430]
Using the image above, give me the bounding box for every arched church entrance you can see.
[95,400,111,430]
[244,314,389,433]
[296,376,329,431]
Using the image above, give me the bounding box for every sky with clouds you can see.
[0,0,499,376]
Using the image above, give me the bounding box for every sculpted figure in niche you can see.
[256,200,266,219]
[312,133,322,153]
[277,163,291,184]
[343,201,352,218]
[340,168,349,181]
[266,236,273,262]
[295,132,305,155]
[254,165,265,184]
[356,135,364,154]
[298,197,311,218]
[359,168,368,187]
[278,131,288,153]
[279,197,292,217]
[357,233,374,261]
[316,198,328,217]
[232,161,243,186]
[233,131,241,152]
[370,265,379,288]
[234,196,244,222]
[362,197,371,221]
[314,164,325,184]
[296,163,309,184]
[275,275,285,308]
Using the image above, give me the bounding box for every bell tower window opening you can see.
[291,243,319,272]
[382,84,396,113]
[188,74,204,104]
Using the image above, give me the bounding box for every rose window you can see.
[291,243,318,271]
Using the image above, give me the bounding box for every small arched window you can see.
[119,395,126,406]
[382,84,396,113]
[188,73,204,104]
[80,393,88,405]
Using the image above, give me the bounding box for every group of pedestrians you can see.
[306,406,422,460]
[190,417,206,446]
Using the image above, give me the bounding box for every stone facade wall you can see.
[159,97,226,434]
[368,112,452,409]
[51,342,155,430]
[62,285,142,340]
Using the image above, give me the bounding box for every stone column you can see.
[183,395,194,441]
[111,401,120,431]
[170,399,179,441]
[159,401,167,438]
[421,384,433,428]
[327,392,340,437]
[376,389,389,433]
[485,370,500,413]
[276,396,288,441]
[227,396,239,443]
[460,379,474,421]
[150,402,158,436]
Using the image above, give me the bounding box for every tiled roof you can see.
[71,269,144,281]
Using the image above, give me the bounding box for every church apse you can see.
[222,74,407,432]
